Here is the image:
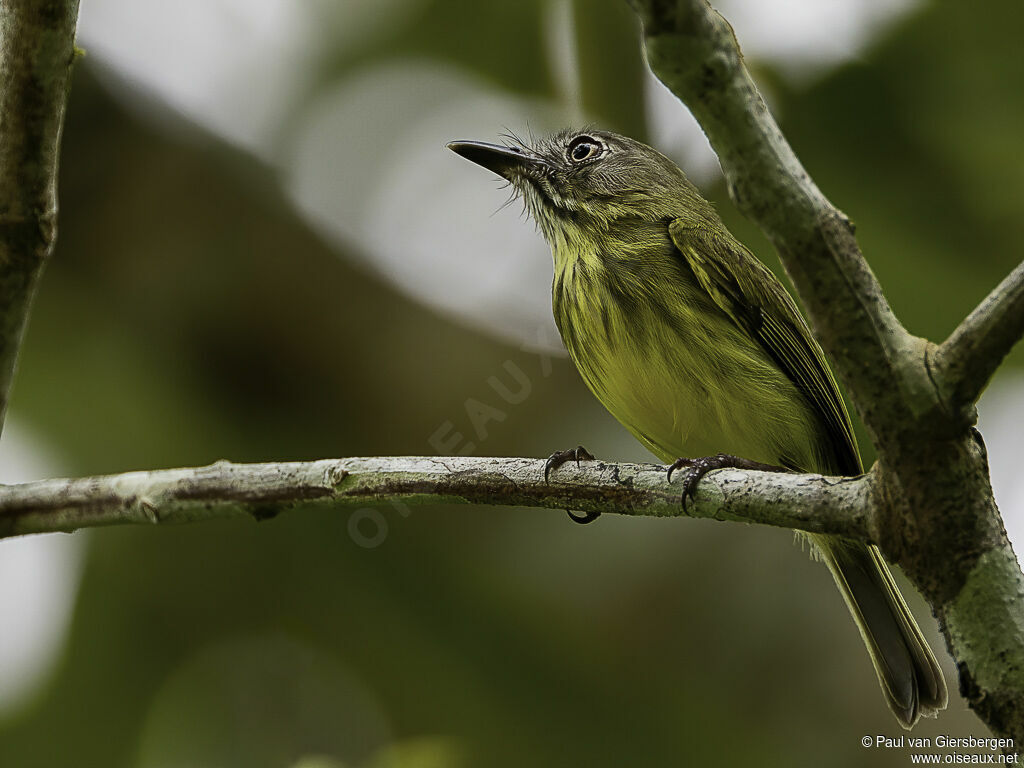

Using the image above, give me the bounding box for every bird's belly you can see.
[562,298,822,469]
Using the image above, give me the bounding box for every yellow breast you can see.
[551,241,825,470]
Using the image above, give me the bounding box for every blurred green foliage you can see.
[1,0,1021,765]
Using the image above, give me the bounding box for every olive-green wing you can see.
[668,218,861,476]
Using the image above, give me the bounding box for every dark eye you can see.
[568,136,602,163]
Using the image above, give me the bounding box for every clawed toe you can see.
[544,445,595,483]
[666,453,788,511]
[544,446,598,524]
[666,457,694,484]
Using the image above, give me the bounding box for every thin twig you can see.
[934,259,1024,411]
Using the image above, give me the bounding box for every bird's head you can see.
[447,129,714,244]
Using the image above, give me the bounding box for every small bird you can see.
[448,129,947,728]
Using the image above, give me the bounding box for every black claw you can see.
[666,456,694,484]
[567,509,600,525]
[544,445,595,483]
[544,446,599,525]
[667,453,789,512]
[679,459,709,512]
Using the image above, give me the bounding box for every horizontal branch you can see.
[934,259,1024,411]
[0,456,874,541]
[628,0,940,443]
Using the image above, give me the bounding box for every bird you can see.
[447,128,947,728]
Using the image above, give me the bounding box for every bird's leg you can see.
[543,445,599,524]
[667,453,789,511]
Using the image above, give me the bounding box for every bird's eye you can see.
[567,136,602,163]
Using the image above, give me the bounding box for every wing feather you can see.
[668,218,861,475]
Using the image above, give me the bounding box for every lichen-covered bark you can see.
[0,0,80,432]
[944,548,1024,736]
[876,434,1024,743]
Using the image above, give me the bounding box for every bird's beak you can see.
[447,140,547,181]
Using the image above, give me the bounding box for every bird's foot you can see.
[544,445,599,525]
[667,453,788,511]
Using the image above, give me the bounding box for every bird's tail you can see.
[811,534,948,728]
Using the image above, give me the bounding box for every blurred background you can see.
[1,0,1022,765]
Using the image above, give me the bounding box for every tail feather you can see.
[811,534,947,728]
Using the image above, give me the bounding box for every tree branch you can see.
[628,0,942,447]
[0,456,873,541]
[933,259,1024,411]
[0,0,80,434]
